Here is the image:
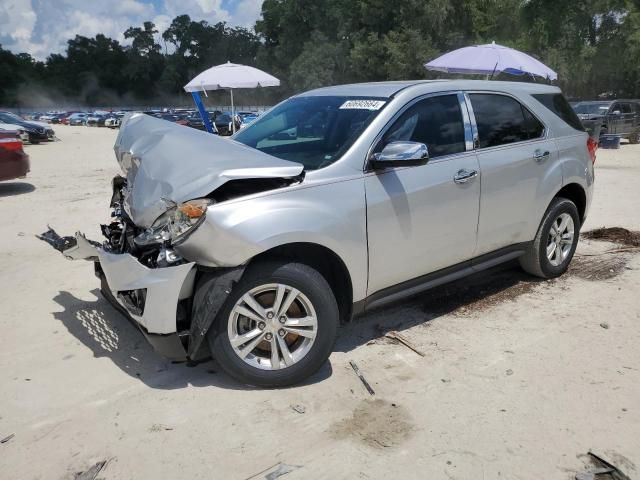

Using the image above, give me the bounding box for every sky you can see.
[0,0,264,60]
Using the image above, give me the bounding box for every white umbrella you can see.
[184,62,280,133]
[425,42,557,80]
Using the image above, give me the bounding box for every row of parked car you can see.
[25,109,262,135]
[0,111,56,144]
[571,99,640,144]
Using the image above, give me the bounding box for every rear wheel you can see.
[629,130,640,144]
[208,261,339,387]
[520,197,580,278]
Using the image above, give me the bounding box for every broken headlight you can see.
[134,198,213,247]
[168,198,212,243]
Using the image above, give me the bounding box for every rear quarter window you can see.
[532,93,585,132]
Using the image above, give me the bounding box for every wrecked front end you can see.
[41,113,304,362]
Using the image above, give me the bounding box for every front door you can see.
[365,93,480,295]
[607,102,624,135]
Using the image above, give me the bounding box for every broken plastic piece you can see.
[36,227,100,261]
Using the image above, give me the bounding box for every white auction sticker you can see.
[339,99,386,110]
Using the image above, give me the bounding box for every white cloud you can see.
[0,0,37,53]
[231,0,263,28]
[0,0,263,60]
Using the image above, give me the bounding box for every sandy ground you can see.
[1,126,639,480]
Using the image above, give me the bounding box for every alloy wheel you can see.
[546,213,575,267]
[227,283,318,370]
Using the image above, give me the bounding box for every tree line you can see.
[1,0,640,107]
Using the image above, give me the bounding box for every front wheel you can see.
[208,261,339,387]
[629,129,640,145]
[520,197,580,279]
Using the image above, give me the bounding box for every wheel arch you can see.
[247,242,354,324]
[554,183,587,225]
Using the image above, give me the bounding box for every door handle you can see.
[453,169,478,184]
[533,149,550,162]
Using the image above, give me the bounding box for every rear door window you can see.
[532,93,585,131]
[377,94,466,158]
[469,93,545,148]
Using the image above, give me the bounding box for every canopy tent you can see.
[184,62,280,134]
[425,42,557,80]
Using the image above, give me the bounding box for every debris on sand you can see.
[74,460,109,480]
[290,404,305,414]
[265,463,301,480]
[149,424,173,432]
[600,322,610,329]
[575,451,631,480]
[244,462,301,480]
[582,227,640,247]
[384,331,426,357]
[569,255,629,281]
[330,399,413,449]
[349,360,375,396]
[0,433,15,444]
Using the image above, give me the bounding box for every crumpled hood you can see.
[114,113,304,227]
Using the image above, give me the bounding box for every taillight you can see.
[587,136,598,164]
[0,137,23,152]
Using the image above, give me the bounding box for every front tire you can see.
[208,261,339,387]
[520,197,580,279]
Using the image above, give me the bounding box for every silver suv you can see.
[45,80,595,387]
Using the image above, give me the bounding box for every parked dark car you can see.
[49,113,68,124]
[68,113,89,126]
[86,114,107,127]
[154,113,184,123]
[0,131,30,181]
[0,111,55,143]
[182,113,215,131]
[573,100,640,143]
[214,112,240,135]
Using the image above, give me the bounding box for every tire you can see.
[629,130,640,145]
[207,261,339,387]
[519,197,580,279]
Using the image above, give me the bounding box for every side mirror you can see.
[370,141,429,169]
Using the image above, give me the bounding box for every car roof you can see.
[298,80,561,98]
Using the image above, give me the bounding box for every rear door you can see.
[619,102,634,135]
[467,92,561,256]
[365,93,480,295]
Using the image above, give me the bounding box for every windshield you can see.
[573,102,610,115]
[233,96,387,170]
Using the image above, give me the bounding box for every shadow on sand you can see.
[52,262,541,388]
[0,182,35,197]
[52,289,332,390]
[335,261,545,353]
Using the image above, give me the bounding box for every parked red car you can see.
[0,131,30,181]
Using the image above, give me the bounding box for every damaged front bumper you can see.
[41,229,196,360]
